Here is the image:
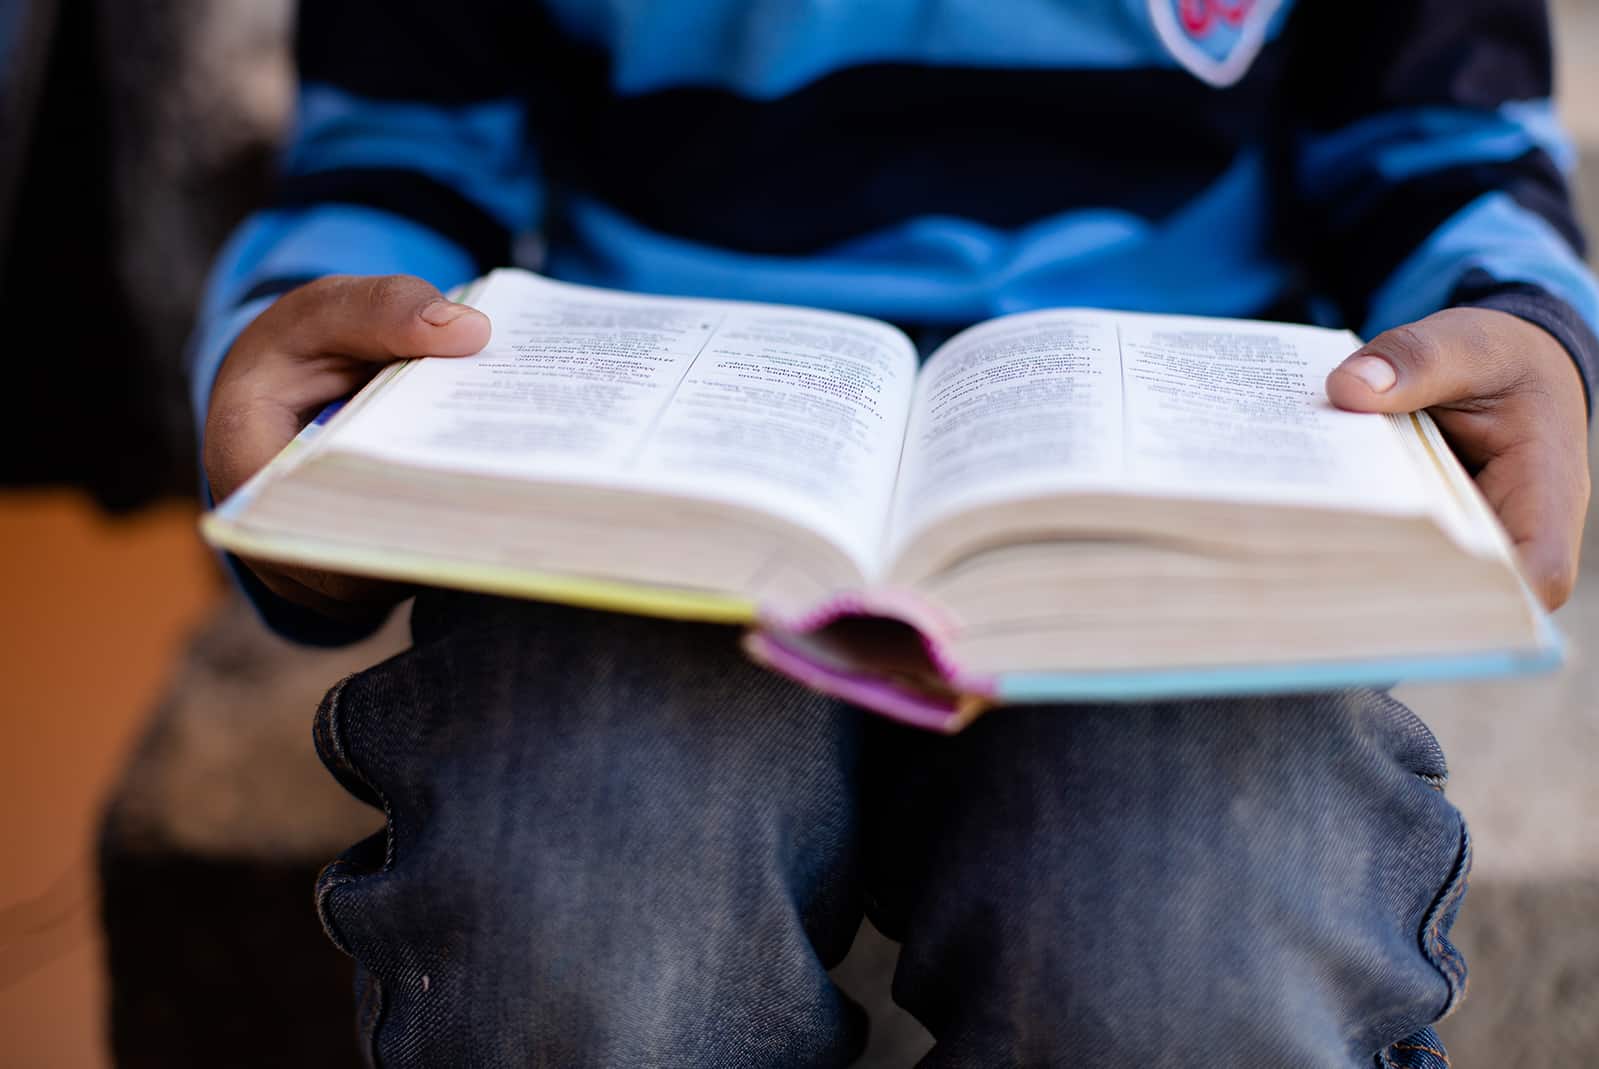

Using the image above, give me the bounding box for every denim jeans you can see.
[311,592,1469,1068]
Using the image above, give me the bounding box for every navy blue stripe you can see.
[1304,149,1579,328]
[295,0,535,103]
[534,56,1285,256]
[273,168,512,272]
[1283,0,1552,130]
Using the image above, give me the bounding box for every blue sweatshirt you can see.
[192,0,1599,643]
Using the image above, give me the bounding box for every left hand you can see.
[1326,307,1590,610]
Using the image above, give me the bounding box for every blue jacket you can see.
[193,0,1599,642]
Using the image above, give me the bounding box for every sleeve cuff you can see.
[223,552,392,647]
[1453,277,1599,419]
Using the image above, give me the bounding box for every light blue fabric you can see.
[540,0,1230,98]
[1297,99,1576,203]
[1364,191,1599,339]
[286,85,542,231]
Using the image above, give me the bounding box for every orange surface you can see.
[0,491,221,1069]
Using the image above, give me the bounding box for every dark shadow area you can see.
[0,0,280,509]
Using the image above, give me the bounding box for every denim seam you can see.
[1415,772,1448,792]
[324,675,400,871]
[1418,819,1472,1022]
[1392,1040,1451,1064]
[312,675,399,948]
[1374,691,1450,791]
[310,673,399,1069]
[313,673,383,811]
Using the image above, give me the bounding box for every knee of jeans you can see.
[317,593,863,875]
[887,691,1470,1066]
[312,605,868,1065]
[318,776,866,1067]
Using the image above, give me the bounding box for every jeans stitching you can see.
[1392,1041,1451,1064]
[312,682,361,957]
[311,672,401,1069]
[1415,771,1448,792]
[315,673,385,810]
[322,676,400,871]
[1419,819,1472,1020]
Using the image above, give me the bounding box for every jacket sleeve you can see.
[189,0,540,644]
[1285,0,1599,412]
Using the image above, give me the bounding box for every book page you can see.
[1115,315,1430,509]
[889,310,1439,554]
[325,270,918,573]
[888,311,1126,544]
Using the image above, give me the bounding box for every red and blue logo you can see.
[1149,0,1285,87]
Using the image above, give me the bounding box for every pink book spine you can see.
[743,591,995,732]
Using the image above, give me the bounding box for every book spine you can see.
[758,588,974,681]
[741,631,990,734]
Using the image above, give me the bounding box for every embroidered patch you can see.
[1148,0,1286,87]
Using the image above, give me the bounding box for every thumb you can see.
[277,274,492,362]
[1325,311,1522,414]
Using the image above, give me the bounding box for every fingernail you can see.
[1342,354,1397,393]
[420,299,473,326]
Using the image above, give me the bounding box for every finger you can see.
[1473,443,1589,610]
[275,274,491,362]
[203,395,307,504]
[1325,309,1529,414]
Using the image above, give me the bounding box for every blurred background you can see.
[0,1,1595,1066]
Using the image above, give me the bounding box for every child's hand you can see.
[1327,308,1590,609]
[203,274,491,622]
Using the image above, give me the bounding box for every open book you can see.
[204,268,1560,731]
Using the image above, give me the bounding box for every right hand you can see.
[203,274,491,624]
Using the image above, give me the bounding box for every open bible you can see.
[204,268,1560,731]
